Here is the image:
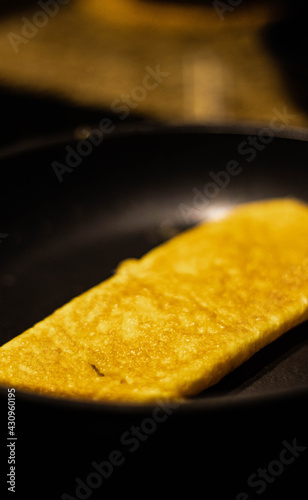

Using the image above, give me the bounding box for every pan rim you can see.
[0,383,307,413]
[1,120,308,161]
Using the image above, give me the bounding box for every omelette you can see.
[0,198,308,403]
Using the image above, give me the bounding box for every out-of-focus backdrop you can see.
[0,0,308,146]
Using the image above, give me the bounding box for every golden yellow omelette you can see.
[1,198,308,403]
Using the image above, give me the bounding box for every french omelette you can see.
[0,198,308,403]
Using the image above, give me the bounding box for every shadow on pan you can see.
[0,124,307,499]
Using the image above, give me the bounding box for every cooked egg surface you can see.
[1,198,308,403]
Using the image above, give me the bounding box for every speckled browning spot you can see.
[90,364,105,377]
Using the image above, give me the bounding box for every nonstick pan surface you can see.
[0,124,307,498]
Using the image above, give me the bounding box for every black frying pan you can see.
[0,124,307,499]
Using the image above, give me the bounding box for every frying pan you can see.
[0,124,307,498]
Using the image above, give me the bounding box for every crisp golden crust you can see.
[1,198,308,403]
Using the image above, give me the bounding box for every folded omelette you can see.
[1,198,308,403]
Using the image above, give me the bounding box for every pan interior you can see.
[0,125,307,409]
